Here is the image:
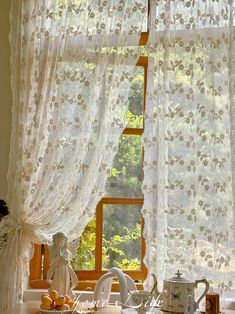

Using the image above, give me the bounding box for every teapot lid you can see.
[168,270,190,283]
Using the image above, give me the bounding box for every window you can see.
[30,2,150,290]
[26,0,235,295]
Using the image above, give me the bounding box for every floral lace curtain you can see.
[0,0,146,310]
[143,0,235,294]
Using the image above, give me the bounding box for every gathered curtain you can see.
[0,0,146,310]
[143,0,235,295]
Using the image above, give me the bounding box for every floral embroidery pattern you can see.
[1,0,147,310]
[143,0,235,291]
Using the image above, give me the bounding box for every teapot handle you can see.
[194,279,209,309]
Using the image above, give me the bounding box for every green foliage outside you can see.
[102,204,142,270]
[103,223,141,270]
[72,219,96,270]
[71,217,142,271]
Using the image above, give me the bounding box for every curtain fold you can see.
[143,0,235,294]
[0,0,146,310]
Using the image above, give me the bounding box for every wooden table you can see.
[2,301,235,314]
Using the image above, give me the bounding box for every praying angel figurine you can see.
[47,232,78,297]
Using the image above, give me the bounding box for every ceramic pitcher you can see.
[159,270,209,313]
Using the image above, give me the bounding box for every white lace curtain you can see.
[143,0,235,294]
[0,0,146,310]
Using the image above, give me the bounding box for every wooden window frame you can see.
[29,1,150,289]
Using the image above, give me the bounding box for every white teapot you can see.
[159,270,209,313]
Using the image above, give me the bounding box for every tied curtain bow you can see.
[0,0,146,310]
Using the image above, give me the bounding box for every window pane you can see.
[71,219,96,270]
[125,67,144,128]
[102,204,142,270]
[105,135,142,197]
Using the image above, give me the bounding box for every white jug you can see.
[159,270,209,313]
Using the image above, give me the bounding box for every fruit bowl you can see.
[40,290,75,313]
[40,309,73,314]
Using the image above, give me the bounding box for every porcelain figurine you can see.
[47,232,78,298]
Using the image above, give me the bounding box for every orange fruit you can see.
[41,295,53,306]
[64,294,72,304]
[40,303,52,310]
[63,304,70,310]
[49,290,58,301]
[55,295,66,306]
[68,301,75,309]
[41,293,49,300]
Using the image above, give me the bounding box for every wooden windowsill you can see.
[4,300,235,314]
